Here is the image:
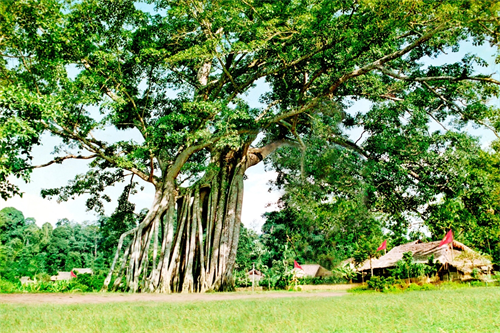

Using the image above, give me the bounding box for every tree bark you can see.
[104,140,292,293]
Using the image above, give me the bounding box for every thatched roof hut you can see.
[358,240,492,277]
[300,264,333,278]
[50,268,93,281]
[339,258,356,270]
[50,272,74,281]
[20,276,34,284]
[247,269,264,282]
[73,268,93,275]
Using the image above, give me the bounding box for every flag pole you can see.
[451,241,454,262]
[252,263,255,293]
[370,256,373,277]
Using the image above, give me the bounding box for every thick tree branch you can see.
[82,59,148,136]
[224,35,347,102]
[20,154,97,171]
[328,24,447,94]
[377,65,500,86]
[40,121,154,184]
[265,25,448,128]
[246,139,299,169]
[167,137,223,181]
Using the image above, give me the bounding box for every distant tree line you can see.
[3,135,500,284]
[0,205,147,281]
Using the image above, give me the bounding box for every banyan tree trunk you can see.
[102,148,252,293]
[102,140,289,293]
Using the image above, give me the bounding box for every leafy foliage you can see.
[0,207,106,281]
[366,276,396,292]
[390,252,438,280]
[1,0,500,292]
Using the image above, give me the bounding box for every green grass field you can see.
[1,287,499,332]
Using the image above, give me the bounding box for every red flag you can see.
[438,230,453,247]
[294,260,303,270]
[70,270,77,278]
[377,240,387,251]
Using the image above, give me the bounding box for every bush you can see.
[492,271,500,284]
[17,280,90,293]
[417,283,437,291]
[234,270,252,288]
[0,278,19,293]
[471,268,481,280]
[334,265,359,283]
[349,285,369,293]
[258,260,296,290]
[298,275,346,285]
[34,273,51,283]
[0,273,106,293]
[390,252,438,280]
[75,273,105,291]
[469,280,489,287]
[361,277,438,293]
[366,276,396,292]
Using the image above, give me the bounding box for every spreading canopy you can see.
[1,0,498,199]
[1,0,500,292]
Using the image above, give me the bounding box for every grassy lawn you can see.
[1,287,499,332]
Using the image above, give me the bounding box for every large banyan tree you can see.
[1,0,499,292]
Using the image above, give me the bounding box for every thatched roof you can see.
[247,269,264,281]
[73,268,93,275]
[339,258,356,269]
[50,272,74,281]
[358,240,492,274]
[20,276,34,284]
[247,269,263,277]
[300,264,333,277]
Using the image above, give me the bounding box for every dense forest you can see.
[0,207,101,280]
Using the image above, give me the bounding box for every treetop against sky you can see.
[3,1,494,226]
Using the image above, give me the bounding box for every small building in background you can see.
[19,276,34,284]
[50,272,74,281]
[357,240,493,280]
[299,264,333,278]
[50,268,94,281]
[247,269,264,282]
[72,268,93,275]
[339,258,357,270]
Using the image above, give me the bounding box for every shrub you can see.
[75,273,105,291]
[470,280,487,287]
[258,260,295,290]
[492,271,500,284]
[234,270,251,288]
[438,281,468,290]
[34,273,51,282]
[334,265,359,283]
[471,268,481,280]
[418,283,437,291]
[17,280,89,293]
[366,276,396,292]
[0,278,18,293]
[390,252,438,279]
[349,285,369,293]
[298,275,346,285]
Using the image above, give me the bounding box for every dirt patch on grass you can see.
[0,290,346,305]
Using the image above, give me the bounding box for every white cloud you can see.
[3,165,280,231]
[242,163,282,232]
[0,192,85,225]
